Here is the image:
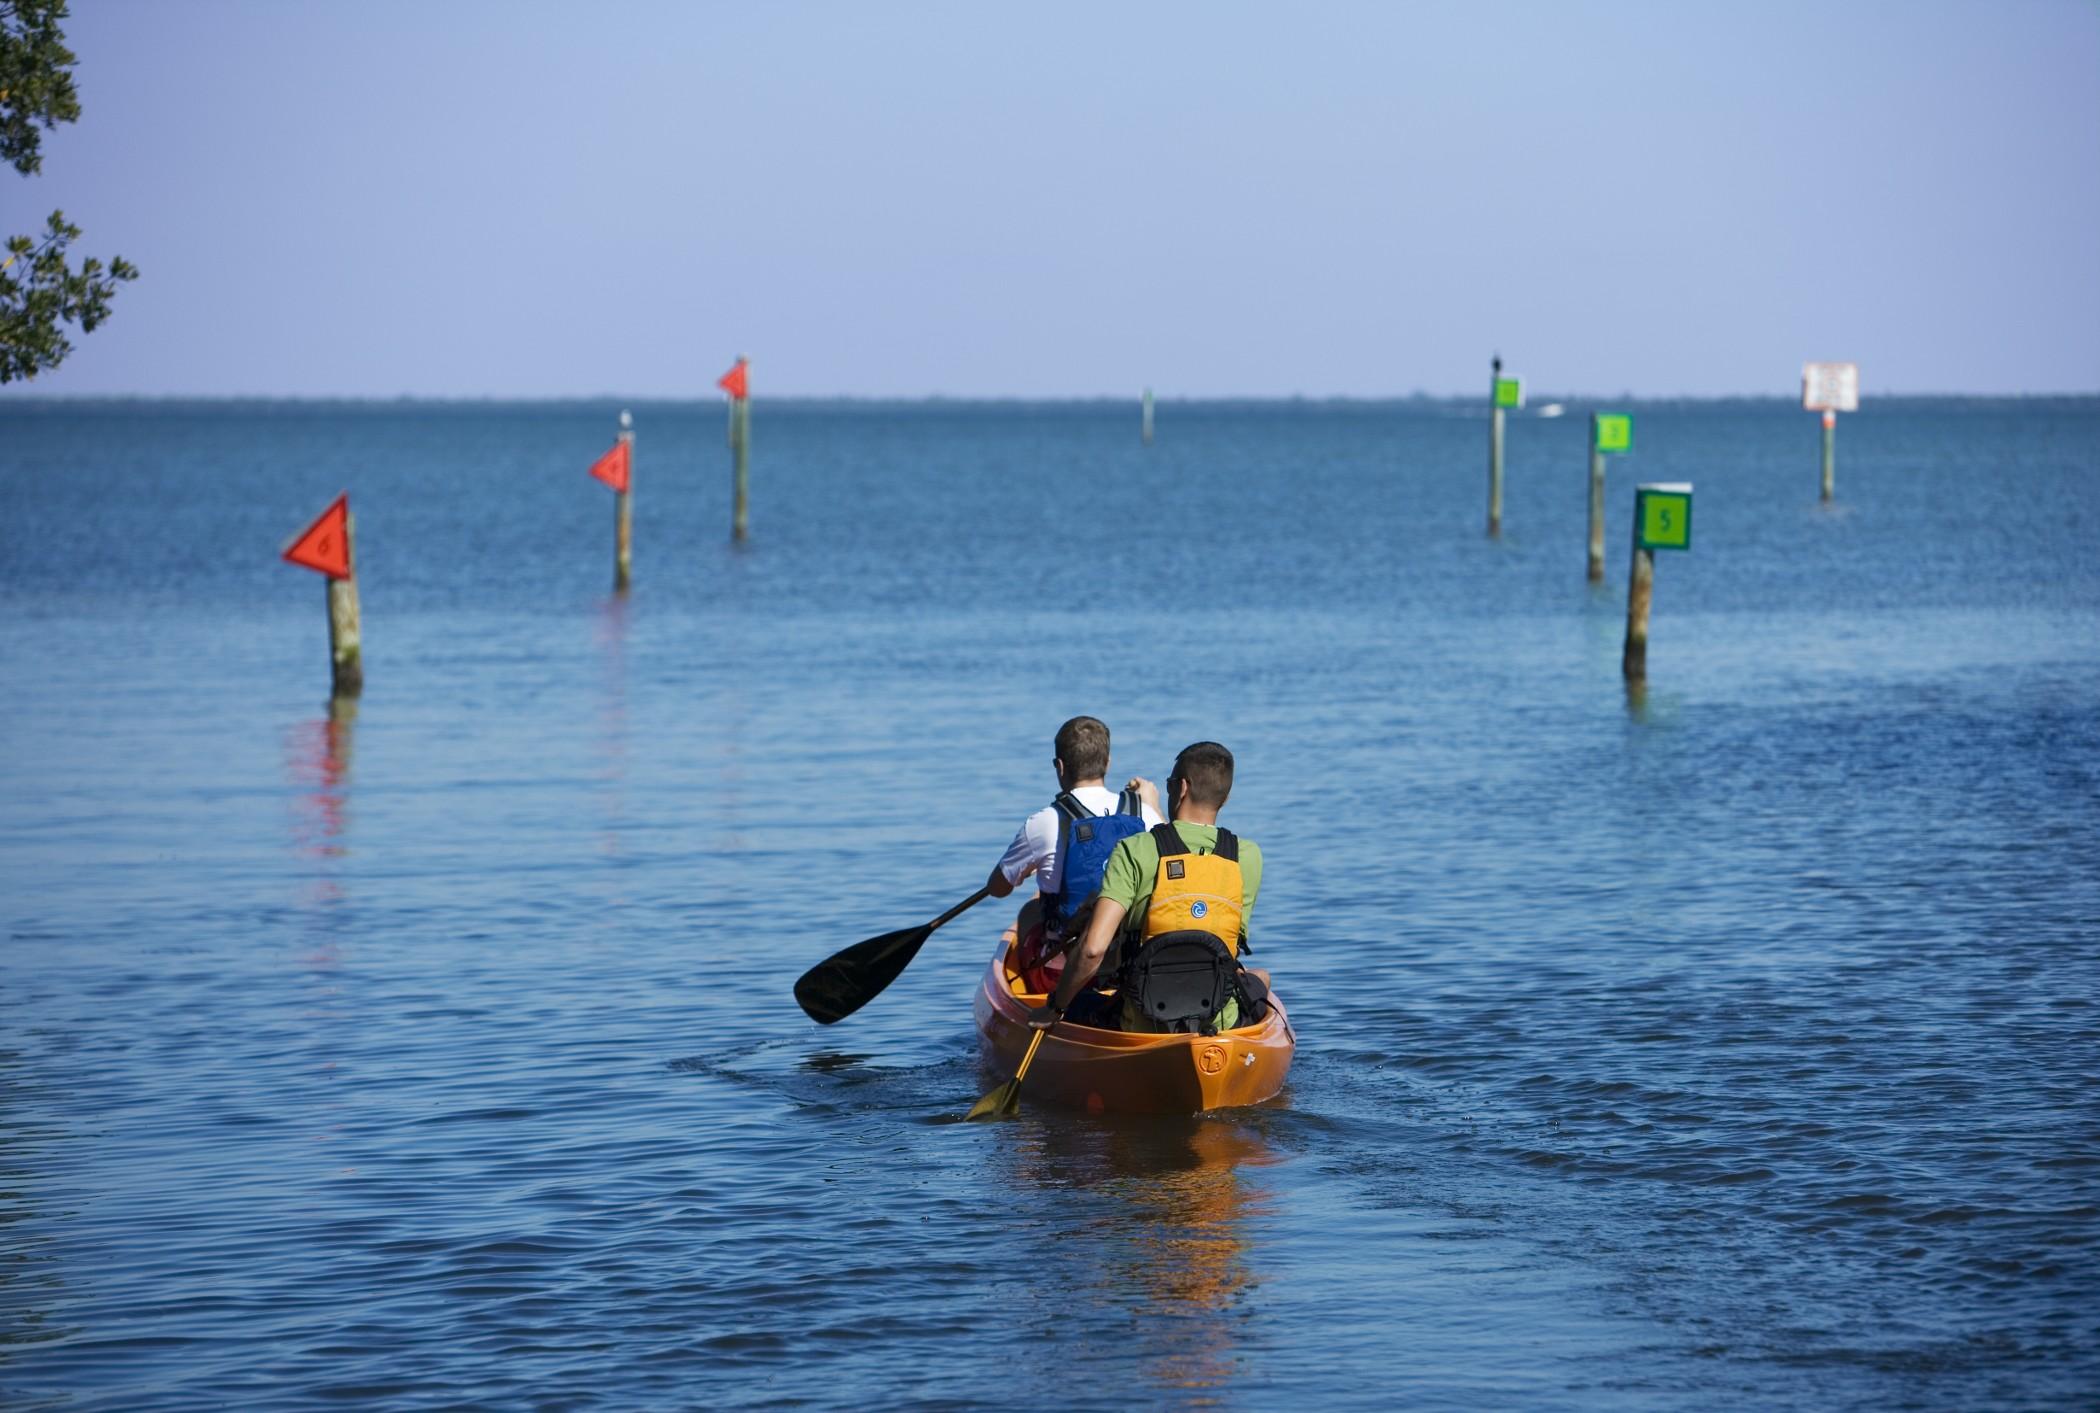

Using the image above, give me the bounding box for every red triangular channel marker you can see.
[588,440,630,493]
[717,359,748,399]
[283,494,353,579]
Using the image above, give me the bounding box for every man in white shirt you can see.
[988,716,1163,992]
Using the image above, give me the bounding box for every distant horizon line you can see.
[3,389,2096,407]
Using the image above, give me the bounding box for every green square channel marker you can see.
[1494,376,1524,410]
[1637,483,1693,551]
[1594,412,1633,454]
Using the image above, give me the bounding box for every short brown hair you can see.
[1171,741,1234,808]
[1054,716,1111,781]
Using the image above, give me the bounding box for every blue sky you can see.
[7,0,2098,398]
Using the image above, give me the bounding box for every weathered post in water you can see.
[281,493,363,698]
[1623,539,1652,679]
[327,520,363,697]
[616,410,634,591]
[1622,482,1692,681]
[1819,409,1837,502]
[1801,362,1858,504]
[718,356,751,541]
[1142,387,1154,445]
[733,396,750,541]
[1489,356,1523,538]
[1589,412,1633,583]
[587,414,635,593]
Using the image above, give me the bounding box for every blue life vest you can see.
[1044,787,1146,934]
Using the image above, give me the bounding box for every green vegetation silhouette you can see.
[2,0,135,383]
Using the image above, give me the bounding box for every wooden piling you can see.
[1621,538,1652,681]
[1621,482,1692,681]
[1142,388,1154,445]
[731,368,750,542]
[1488,355,1505,538]
[328,512,363,698]
[1820,409,1836,503]
[614,410,633,594]
[1587,418,1606,584]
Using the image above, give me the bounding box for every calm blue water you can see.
[3,398,2097,1409]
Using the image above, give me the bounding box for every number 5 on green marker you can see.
[1637,485,1692,551]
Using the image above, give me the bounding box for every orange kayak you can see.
[973,932,1294,1115]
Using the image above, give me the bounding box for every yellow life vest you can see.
[1141,822,1244,956]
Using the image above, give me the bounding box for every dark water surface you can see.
[3,399,2097,1409]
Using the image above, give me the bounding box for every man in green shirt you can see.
[1030,741,1263,1033]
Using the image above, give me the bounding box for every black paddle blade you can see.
[793,923,935,1025]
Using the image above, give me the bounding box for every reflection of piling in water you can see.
[327,514,363,698]
[324,692,357,815]
[289,695,357,855]
[1142,387,1154,445]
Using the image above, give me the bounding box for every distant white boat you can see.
[1537,403,1566,418]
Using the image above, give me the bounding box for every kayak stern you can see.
[973,935,1292,1116]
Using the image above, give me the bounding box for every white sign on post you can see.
[1802,362,1860,412]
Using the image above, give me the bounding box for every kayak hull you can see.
[973,935,1293,1116]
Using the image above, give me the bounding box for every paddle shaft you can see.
[1009,1026,1048,1091]
[930,886,993,933]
